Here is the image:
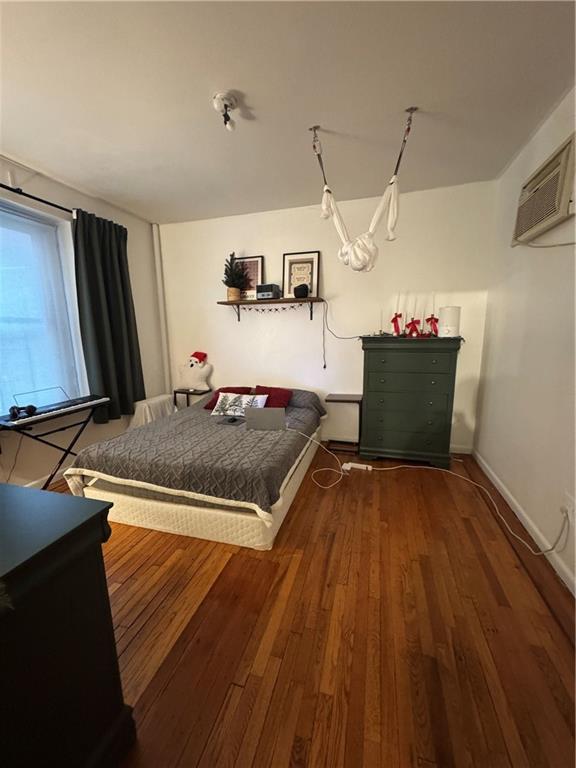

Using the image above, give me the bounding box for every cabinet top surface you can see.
[0,483,111,578]
[361,335,462,349]
[326,393,363,403]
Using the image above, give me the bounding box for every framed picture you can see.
[282,251,320,298]
[236,255,264,300]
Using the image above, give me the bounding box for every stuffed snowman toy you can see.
[179,351,213,391]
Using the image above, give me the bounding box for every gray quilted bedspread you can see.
[70,392,325,513]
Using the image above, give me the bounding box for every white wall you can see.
[0,157,165,486]
[475,89,576,589]
[160,180,495,451]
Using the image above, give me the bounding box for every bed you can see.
[64,389,326,550]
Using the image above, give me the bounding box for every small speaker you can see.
[9,404,37,420]
[256,283,281,300]
[293,284,309,299]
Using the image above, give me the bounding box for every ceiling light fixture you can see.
[212,91,238,131]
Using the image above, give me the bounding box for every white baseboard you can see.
[451,444,473,454]
[473,450,575,595]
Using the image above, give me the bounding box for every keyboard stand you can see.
[0,402,108,490]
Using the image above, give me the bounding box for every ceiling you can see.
[1,2,574,223]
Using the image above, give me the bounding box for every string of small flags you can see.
[241,304,303,314]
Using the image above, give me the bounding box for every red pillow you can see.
[204,387,252,410]
[255,385,293,408]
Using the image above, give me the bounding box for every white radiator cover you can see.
[129,394,174,429]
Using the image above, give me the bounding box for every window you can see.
[0,201,89,414]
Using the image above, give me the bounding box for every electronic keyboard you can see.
[0,395,110,427]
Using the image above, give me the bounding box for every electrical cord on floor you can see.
[287,429,346,488]
[289,429,570,558]
[369,463,570,557]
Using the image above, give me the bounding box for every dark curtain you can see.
[73,209,146,423]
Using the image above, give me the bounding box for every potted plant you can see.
[222,252,249,301]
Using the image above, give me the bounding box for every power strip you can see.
[342,462,372,472]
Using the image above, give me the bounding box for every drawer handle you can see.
[431,380,437,385]
[428,401,434,406]
[431,359,438,364]
[380,379,386,383]
[380,359,387,364]
[427,420,433,425]
[380,399,384,404]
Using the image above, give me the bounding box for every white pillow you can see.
[211,392,268,417]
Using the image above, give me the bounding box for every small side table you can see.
[325,393,363,452]
[173,388,211,408]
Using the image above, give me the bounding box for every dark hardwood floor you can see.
[52,453,575,767]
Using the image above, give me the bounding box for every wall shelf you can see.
[217,297,324,321]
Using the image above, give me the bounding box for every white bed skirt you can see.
[81,428,319,550]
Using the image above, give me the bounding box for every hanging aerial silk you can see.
[311,107,417,273]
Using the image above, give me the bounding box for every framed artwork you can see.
[236,255,264,300]
[282,251,320,298]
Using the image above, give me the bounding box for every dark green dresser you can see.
[360,335,462,468]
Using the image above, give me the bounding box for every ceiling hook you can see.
[309,124,322,155]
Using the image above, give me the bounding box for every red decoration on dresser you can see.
[390,312,403,336]
[425,314,439,336]
[405,317,421,337]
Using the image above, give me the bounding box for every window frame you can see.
[0,197,89,412]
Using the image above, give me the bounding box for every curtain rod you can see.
[0,182,73,215]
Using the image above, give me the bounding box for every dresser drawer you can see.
[362,429,449,454]
[364,391,449,413]
[365,351,453,374]
[364,409,447,434]
[366,371,452,393]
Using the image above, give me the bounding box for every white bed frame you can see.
[80,428,320,550]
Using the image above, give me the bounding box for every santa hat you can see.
[190,351,207,363]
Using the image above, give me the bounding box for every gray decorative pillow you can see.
[288,389,327,416]
[211,392,268,417]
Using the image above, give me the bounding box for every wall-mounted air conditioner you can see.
[512,133,574,244]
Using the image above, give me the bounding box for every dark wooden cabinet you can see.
[360,336,462,468]
[0,483,135,768]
